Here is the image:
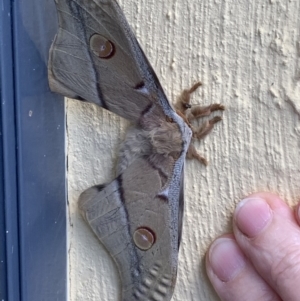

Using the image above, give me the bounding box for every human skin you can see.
[206,192,300,301]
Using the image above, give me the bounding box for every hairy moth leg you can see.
[186,143,208,166]
[188,103,225,122]
[174,82,224,164]
[192,116,222,140]
[174,82,202,115]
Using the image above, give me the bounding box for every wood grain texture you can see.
[67,0,300,300]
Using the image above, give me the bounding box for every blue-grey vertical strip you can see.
[0,0,21,299]
[0,114,7,301]
[12,0,67,300]
[0,111,7,300]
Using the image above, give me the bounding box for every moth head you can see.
[175,96,192,112]
[183,103,192,109]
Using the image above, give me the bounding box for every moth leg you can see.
[174,82,224,164]
[187,103,225,122]
[186,117,223,165]
[175,109,191,127]
[174,82,223,140]
[193,116,222,140]
[174,82,202,116]
[186,143,208,165]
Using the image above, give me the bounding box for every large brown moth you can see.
[48,0,224,300]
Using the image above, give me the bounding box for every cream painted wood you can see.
[67,0,300,300]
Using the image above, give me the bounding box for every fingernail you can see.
[208,238,246,282]
[235,197,272,237]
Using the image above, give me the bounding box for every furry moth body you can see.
[48,0,224,300]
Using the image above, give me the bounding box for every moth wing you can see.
[48,0,172,122]
[79,156,184,301]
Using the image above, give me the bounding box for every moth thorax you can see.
[150,122,183,157]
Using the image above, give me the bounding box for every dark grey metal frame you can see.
[0,0,67,300]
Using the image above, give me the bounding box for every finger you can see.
[294,201,300,226]
[233,192,300,301]
[206,235,281,301]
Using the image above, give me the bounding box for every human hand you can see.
[206,192,300,301]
